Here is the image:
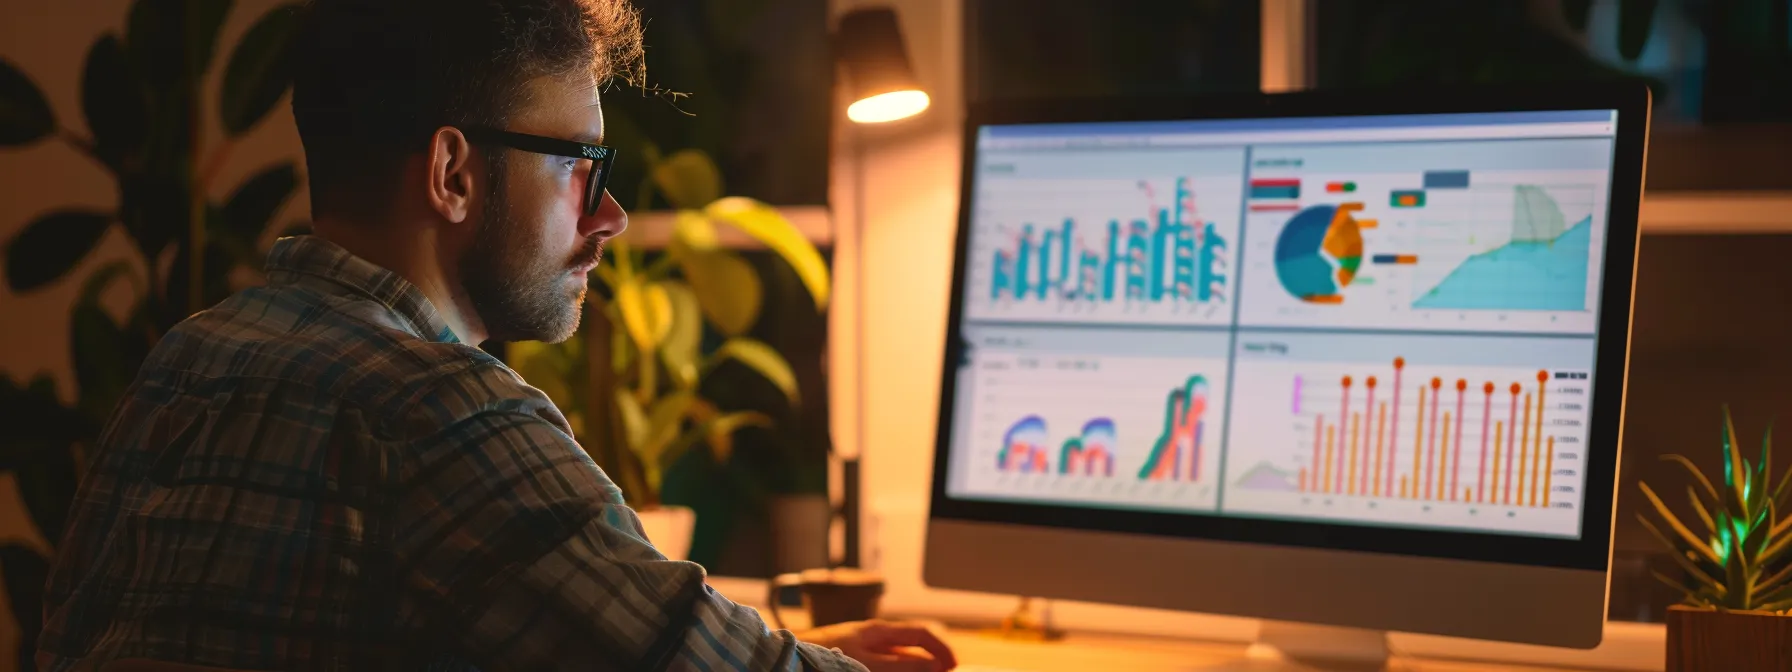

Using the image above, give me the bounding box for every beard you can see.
[460,165,602,344]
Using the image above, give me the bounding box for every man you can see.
[37,1,956,670]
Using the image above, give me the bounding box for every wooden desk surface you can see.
[938,628,1595,671]
[705,577,1641,671]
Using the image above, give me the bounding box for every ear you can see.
[426,127,479,224]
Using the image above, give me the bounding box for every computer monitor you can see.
[923,83,1649,664]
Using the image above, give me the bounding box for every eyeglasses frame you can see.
[460,127,616,217]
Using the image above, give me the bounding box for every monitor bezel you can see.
[926,82,1650,573]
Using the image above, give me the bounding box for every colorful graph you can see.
[987,178,1229,310]
[1413,186,1592,311]
[1272,203,1377,303]
[1285,358,1582,508]
[1060,419,1118,476]
[997,416,1052,473]
[1138,375,1212,482]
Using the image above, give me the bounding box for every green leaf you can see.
[219,163,298,245]
[1762,528,1792,566]
[703,197,830,308]
[1757,560,1792,595]
[678,249,761,336]
[649,149,723,210]
[219,3,302,136]
[1663,454,1720,508]
[1725,408,1750,518]
[4,210,114,292]
[1640,481,1723,565]
[1725,534,1753,607]
[1,545,49,672]
[614,277,673,352]
[81,33,149,166]
[1689,487,1716,534]
[1769,506,1792,545]
[658,281,702,390]
[1638,514,1724,592]
[706,337,799,405]
[0,57,55,146]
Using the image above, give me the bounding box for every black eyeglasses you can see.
[461,127,616,217]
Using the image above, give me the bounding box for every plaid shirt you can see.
[38,235,865,672]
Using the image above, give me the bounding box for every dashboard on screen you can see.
[940,110,1619,541]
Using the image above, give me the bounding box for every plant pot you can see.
[635,505,697,562]
[1665,604,1792,671]
[770,493,832,573]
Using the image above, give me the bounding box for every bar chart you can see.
[1224,348,1590,537]
[964,172,1243,326]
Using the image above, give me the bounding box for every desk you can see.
[706,577,1660,672]
[931,629,1594,671]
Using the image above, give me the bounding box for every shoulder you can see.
[152,285,572,440]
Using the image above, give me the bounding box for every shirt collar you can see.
[264,235,461,344]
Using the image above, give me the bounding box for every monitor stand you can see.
[1235,620,1392,671]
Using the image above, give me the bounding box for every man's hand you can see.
[797,620,958,672]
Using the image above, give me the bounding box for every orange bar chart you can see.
[1288,359,1571,510]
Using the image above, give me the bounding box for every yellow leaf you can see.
[673,211,720,253]
[645,391,697,458]
[708,337,799,405]
[658,281,702,389]
[650,149,723,210]
[704,196,830,308]
[615,389,648,454]
[679,249,761,336]
[614,278,674,351]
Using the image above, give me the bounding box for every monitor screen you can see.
[939,109,1620,541]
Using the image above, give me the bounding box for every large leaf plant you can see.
[0,2,303,669]
[1639,407,1792,613]
[509,146,829,509]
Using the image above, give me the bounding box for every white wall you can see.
[0,2,310,664]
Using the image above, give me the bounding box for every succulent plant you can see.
[1639,407,1792,612]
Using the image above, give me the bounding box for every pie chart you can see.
[1274,203,1366,303]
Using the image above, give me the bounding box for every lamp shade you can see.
[835,7,929,123]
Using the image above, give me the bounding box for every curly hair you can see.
[291,0,645,218]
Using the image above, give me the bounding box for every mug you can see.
[766,567,885,629]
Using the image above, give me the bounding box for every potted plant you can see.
[0,1,303,668]
[1640,407,1792,671]
[508,146,828,562]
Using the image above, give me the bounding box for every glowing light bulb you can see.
[847,89,930,123]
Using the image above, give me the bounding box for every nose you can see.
[579,189,628,240]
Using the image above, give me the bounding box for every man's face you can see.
[460,72,628,343]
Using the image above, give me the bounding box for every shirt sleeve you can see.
[392,408,867,672]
